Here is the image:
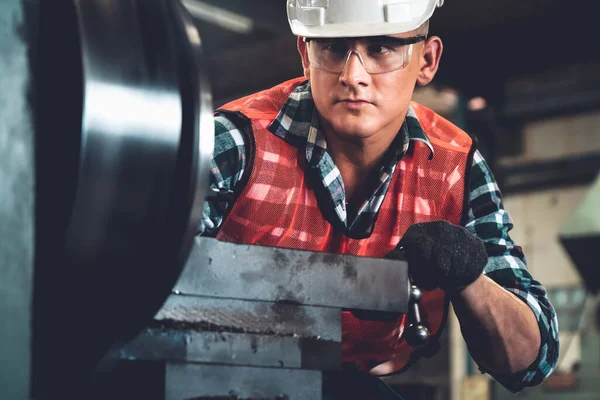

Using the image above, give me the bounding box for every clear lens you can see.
[297,0,329,7]
[307,39,413,74]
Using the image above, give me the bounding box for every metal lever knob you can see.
[404,285,430,347]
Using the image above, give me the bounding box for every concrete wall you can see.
[503,186,588,288]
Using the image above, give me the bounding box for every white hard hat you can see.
[287,0,444,38]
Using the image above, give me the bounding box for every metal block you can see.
[115,328,341,371]
[165,363,322,400]
[176,237,410,313]
[154,295,341,342]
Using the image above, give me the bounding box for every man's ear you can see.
[297,36,311,80]
[417,36,443,86]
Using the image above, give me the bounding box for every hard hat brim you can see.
[290,19,431,39]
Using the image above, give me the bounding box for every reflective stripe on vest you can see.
[216,77,473,374]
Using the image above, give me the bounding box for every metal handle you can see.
[404,285,430,347]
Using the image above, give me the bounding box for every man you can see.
[199,0,559,398]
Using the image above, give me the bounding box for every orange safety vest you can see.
[216,78,474,374]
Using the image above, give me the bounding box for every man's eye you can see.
[324,43,348,54]
[368,44,393,55]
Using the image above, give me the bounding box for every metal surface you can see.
[113,328,341,371]
[67,0,211,355]
[176,237,411,313]
[0,1,36,398]
[178,0,216,263]
[165,363,322,400]
[155,294,341,342]
[405,285,430,347]
[69,0,212,284]
[69,0,179,262]
[30,1,214,396]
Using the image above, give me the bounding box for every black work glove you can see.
[387,220,488,292]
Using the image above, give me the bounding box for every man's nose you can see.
[339,50,370,87]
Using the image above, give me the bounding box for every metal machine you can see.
[0,1,428,399]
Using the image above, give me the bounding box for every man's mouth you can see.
[338,98,372,109]
[339,98,370,103]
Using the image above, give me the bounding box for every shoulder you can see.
[218,77,308,120]
[410,101,472,152]
[215,113,243,134]
[213,113,249,155]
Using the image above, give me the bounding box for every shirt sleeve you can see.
[198,113,249,236]
[465,150,560,393]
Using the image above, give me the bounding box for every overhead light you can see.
[467,96,487,111]
[182,0,255,34]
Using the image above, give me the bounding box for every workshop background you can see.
[1,0,599,399]
[189,0,600,399]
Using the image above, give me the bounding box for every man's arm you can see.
[457,150,559,391]
[451,275,541,373]
[398,150,559,392]
[199,114,249,235]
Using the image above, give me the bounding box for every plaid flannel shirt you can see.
[200,80,559,393]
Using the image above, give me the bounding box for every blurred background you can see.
[187,0,600,399]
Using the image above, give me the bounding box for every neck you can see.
[320,117,405,203]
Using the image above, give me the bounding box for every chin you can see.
[330,116,378,138]
[331,123,378,140]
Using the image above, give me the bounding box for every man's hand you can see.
[388,220,542,376]
[389,220,488,292]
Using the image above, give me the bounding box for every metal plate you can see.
[113,328,341,371]
[175,237,410,313]
[155,295,341,342]
[166,363,322,400]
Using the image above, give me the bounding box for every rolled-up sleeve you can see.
[465,150,559,392]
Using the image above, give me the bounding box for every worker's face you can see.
[298,32,443,142]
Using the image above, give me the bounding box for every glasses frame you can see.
[303,35,427,74]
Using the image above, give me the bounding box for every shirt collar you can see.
[268,79,435,162]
